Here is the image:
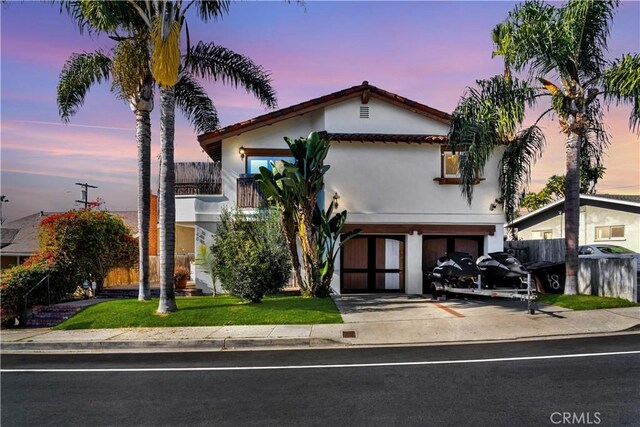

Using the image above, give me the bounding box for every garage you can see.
[340,235,405,293]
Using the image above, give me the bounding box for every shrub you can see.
[211,208,291,302]
[0,260,75,326]
[1,209,137,326]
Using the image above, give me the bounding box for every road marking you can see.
[2,350,639,373]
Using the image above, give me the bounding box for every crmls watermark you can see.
[550,412,602,425]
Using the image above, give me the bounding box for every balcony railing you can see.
[175,162,222,195]
[237,175,267,208]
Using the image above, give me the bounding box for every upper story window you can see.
[595,225,625,241]
[443,151,460,178]
[434,145,484,185]
[242,148,294,176]
[247,155,295,175]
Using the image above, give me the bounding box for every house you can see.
[507,194,640,252]
[1,210,142,272]
[177,81,506,295]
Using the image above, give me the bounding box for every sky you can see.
[1,0,639,222]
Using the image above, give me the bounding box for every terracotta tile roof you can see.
[318,132,448,144]
[198,81,451,152]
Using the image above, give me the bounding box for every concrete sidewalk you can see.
[1,304,639,353]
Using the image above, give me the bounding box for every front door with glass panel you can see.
[341,235,405,293]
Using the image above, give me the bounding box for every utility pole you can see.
[75,182,98,208]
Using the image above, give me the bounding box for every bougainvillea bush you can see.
[1,209,137,326]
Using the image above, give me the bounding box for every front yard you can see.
[537,293,640,310]
[54,295,343,330]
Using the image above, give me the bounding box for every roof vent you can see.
[359,106,369,119]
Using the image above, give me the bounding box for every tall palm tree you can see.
[448,0,639,295]
[59,1,155,301]
[127,1,277,313]
[57,42,219,302]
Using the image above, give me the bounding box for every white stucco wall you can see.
[517,204,639,252]
[324,97,450,134]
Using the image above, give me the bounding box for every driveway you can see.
[333,294,565,323]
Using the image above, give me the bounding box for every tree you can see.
[56,37,218,303]
[448,0,639,295]
[520,166,605,212]
[125,1,277,313]
[257,132,360,297]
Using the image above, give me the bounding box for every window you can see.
[246,155,294,175]
[242,148,294,175]
[434,145,484,185]
[443,152,460,178]
[532,230,553,240]
[595,225,625,241]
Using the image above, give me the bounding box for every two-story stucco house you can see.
[176,82,505,295]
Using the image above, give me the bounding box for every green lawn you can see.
[538,293,640,311]
[54,295,343,330]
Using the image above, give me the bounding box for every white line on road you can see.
[2,350,639,373]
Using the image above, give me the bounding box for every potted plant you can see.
[173,266,190,289]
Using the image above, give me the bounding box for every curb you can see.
[0,337,347,353]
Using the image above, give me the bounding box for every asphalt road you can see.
[2,334,639,427]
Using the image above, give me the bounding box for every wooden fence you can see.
[504,239,565,263]
[104,255,194,287]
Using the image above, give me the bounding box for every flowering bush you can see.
[1,209,137,326]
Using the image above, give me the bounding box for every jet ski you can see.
[476,252,528,288]
[427,252,480,288]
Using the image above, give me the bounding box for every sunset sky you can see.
[1,1,639,222]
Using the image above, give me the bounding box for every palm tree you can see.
[126,1,277,313]
[448,0,639,294]
[57,42,219,302]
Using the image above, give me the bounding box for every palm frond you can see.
[184,42,277,109]
[449,75,539,203]
[57,51,112,122]
[603,54,640,133]
[494,1,572,79]
[580,99,609,191]
[499,125,547,222]
[191,0,231,21]
[57,0,145,34]
[561,0,618,79]
[175,73,219,134]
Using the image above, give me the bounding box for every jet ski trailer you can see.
[431,277,538,315]
[427,252,538,314]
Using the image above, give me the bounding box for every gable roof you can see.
[197,81,451,154]
[508,194,640,227]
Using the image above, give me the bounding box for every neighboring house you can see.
[1,210,141,272]
[176,81,505,295]
[507,194,640,252]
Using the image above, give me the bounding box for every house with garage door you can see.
[176,81,505,295]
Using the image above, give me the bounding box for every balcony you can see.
[175,162,222,195]
[237,175,267,208]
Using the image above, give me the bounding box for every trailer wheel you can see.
[529,308,535,315]
[430,283,440,300]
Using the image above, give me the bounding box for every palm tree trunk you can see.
[157,86,177,313]
[564,131,581,295]
[135,82,153,301]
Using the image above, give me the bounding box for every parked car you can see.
[578,244,640,273]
